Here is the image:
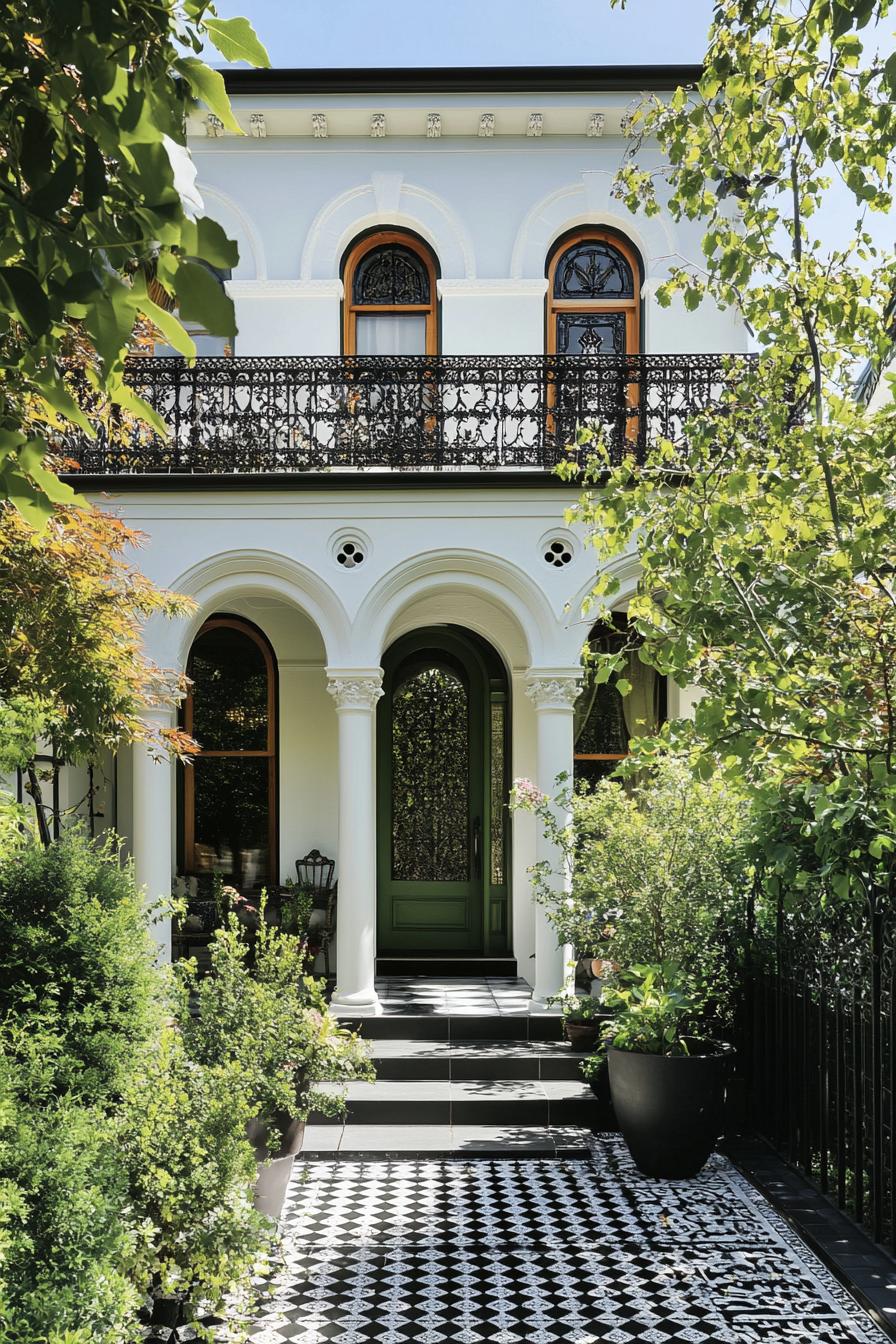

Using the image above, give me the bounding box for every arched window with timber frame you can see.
[342,230,439,356]
[182,615,277,892]
[573,616,666,788]
[547,230,641,356]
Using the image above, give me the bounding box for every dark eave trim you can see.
[63,472,580,494]
[221,65,703,96]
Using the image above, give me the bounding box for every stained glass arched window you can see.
[547,230,641,356]
[183,616,277,891]
[343,230,438,355]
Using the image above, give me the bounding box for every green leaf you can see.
[27,153,78,216]
[194,215,239,271]
[0,266,51,337]
[173,260,236,339]
[202,17,270,67]
[174,58,242,134]
[133,283,197,359]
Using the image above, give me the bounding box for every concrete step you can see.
[336,1012,564,1042]
[300,1122,594,1157]
[367,1037,585,1081]
[310,1077,600,1127]
[375,957,519,977]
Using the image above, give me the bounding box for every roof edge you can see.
[220,64,703,96]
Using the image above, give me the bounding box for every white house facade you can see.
[57,65,747,1011]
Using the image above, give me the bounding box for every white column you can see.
[525,673,582,1011]
[132,707,176,963]
[327,670,383,1010]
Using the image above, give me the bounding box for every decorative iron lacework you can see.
[62,353,755,475]
[490,700,505,886]
[353,244,431,306]
[553,238,634,299]
[391,666,469,883]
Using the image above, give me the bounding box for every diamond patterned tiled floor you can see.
[248,1137,890,1343]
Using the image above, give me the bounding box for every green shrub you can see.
[174,910,372,1138]
[121,1028,267,1309]
[513,758,751,1027]
[0,830,162,1102]
[0,1040,142,1344]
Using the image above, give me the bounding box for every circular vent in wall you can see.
[542,535,574,567]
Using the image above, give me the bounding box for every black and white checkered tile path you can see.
[249,1137,888,1343]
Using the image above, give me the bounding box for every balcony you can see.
[65,354,748,479]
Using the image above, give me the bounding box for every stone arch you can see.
[510,175,676,285]
[353,550,572,672]
[300,180,476,281]
[557,551,644,664]
[198,184,266,281]
[141,549,352,673]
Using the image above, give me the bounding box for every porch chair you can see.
[295,849,337,978]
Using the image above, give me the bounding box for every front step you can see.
[311,1077,597,1126]
[338,1013,564,1041]
[309,977,609,1156]
[375,956,518,977]
[369,1038,583,1081]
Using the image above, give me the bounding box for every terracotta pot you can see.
[247,1111,305,1222]
[564,1018,610,1053]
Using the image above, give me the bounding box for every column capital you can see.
[140,702,179,729]
[326,668,384,711]
[525,671,583,711]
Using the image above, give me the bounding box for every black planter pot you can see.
[247,1111,305,1222]
[607,1041,734,1179]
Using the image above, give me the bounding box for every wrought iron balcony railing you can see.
[65,353,748,476]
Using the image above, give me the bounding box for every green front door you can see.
[377,628,509,955]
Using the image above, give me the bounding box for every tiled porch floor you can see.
[359,976,538,1016]
[250,1138,891,1343]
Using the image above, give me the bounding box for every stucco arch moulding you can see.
[353,550,574,670]
[557,552,644,664]
[143,550,352,672]
[300,180,476,281]
[510,174,675,284]
[199,184,266,281]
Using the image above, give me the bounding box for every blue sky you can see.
[213,0,716,67]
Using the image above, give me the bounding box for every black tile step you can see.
[309,1078,606,1129]
[339,1012,564,1042]
[375,957,518,977]
[368,1038,585,1081]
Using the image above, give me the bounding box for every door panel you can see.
[377,632,490,954]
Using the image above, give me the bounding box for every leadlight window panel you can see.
[556,312,628,356]
[553,239,634,300]
[353,244,431,306]
[391,664,470,882]
[189,625,269,752]
[191,756,270,890]
[490,699,506,886]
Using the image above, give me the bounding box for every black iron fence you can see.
[746,882,896,1254]
[63,352,748,476]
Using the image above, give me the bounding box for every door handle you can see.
[473,816,482,878]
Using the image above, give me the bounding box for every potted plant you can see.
[601,962,734,1179]
[173,900,372,1222]
[560,994,612,1052]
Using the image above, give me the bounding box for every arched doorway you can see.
[377,626,510,956]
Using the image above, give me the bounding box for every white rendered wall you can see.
[188,135,748,359]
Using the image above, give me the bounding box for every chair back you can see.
[295,849,335,905]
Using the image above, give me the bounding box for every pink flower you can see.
[512,778,547,807]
